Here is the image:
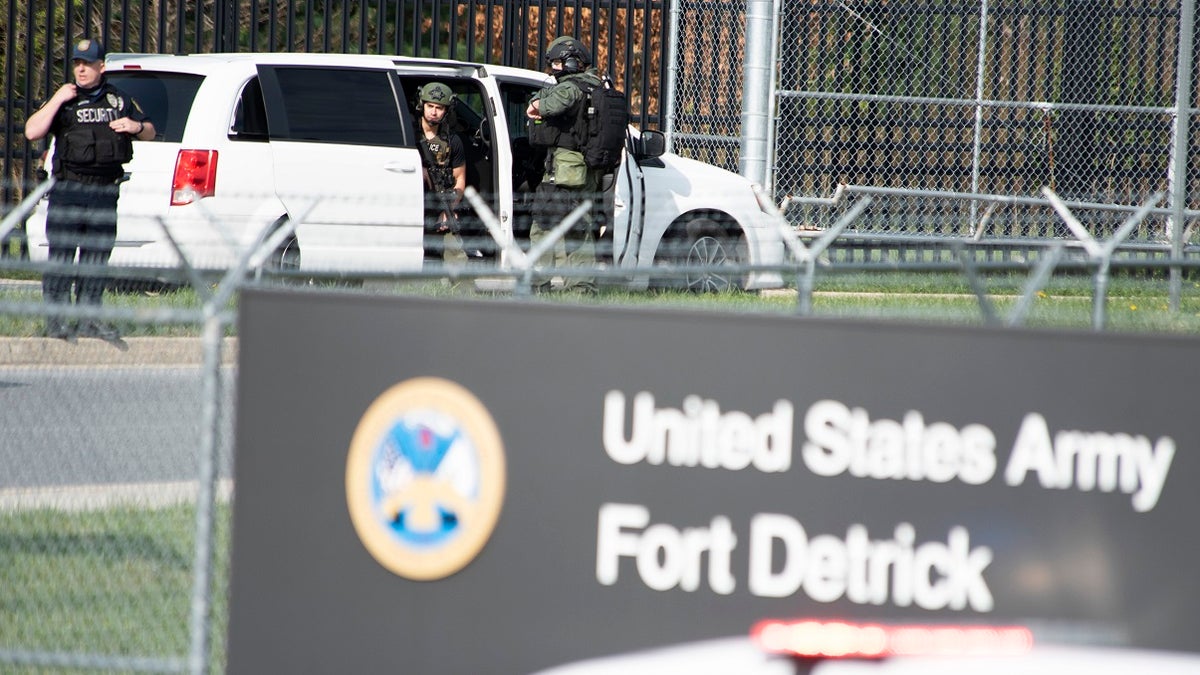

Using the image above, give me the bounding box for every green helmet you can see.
[417,82,455,107]
[545,36,591,74]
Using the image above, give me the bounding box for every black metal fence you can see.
[2,0,669,210]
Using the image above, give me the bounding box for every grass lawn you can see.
[5,270,1200,336]
[0,504,230,673]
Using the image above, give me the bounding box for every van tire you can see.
[255,228,304,285]
[672,216,745,293]
[269,236,301,273]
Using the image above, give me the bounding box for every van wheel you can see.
[271,236,301,272]
[259,234,303,284]
[679,218,744,293]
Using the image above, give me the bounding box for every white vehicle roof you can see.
[534,637,1200,675]
[105,53,562,93]
[105,51,495,74]
[482,62,555,84]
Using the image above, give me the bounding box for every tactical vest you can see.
[528,108,580,151]
[418,131,457,193]
[527,73,598,152]
[53,82,134,181]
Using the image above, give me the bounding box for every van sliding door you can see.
[257,64,425,272]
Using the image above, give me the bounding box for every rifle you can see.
[429,188,462,235]
[417,139,463,234]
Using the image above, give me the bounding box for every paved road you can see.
[0,358,236,508]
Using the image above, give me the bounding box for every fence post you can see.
[739,0,773,188]
[763,0,784,195]
[186,305,226,675]
[1168,0,1196,312]
[663,0,682,153]
[970,0,990,231]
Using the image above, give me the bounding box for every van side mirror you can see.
[636,130,666,160]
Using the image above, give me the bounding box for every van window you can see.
[230,78,269,141]
[499,83,541,141]
[107,71,204,143]
[266,67,408,147]
[400,77,487,138]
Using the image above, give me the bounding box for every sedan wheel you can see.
[684,233,739,293]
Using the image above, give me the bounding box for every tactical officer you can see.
[25,39,155,341]
[525,36,604,293]
[415,81,468,267]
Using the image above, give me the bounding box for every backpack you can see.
[576,77,630,172]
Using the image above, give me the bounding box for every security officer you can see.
[415,81,468,267]
[25,39,155,341]
[525,36,604,293]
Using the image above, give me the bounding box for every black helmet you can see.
[545,36,591,75]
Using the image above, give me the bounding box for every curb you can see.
[0,480,234,513]
[0,337,238,367]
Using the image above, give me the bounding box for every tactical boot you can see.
[42,287,74,340]
[78,320,122,341]
[43,317,75,341]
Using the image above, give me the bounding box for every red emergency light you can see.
[751,619,1034,659]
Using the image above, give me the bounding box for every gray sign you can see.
[228,290,1200,674]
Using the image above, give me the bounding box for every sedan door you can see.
[257,65,425,272]
[608,131,645,269]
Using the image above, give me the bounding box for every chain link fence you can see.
[666,0,1200,246]
[4,3,1200,668]
[4,170,1200,672]
[0,278,236,674]
[0,166,786,674]
[665,0,748,173]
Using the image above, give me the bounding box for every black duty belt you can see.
[60,171,122,186]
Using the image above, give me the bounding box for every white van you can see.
[25,52,784,290]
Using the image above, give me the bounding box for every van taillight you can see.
[172,149,218,205]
